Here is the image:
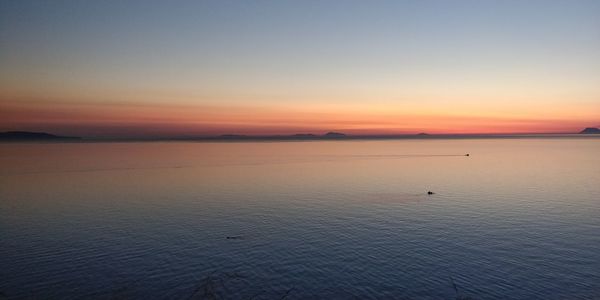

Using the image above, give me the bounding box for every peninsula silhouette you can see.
[0,131,81,141]
[579,127,600,134]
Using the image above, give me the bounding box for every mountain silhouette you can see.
[579,127,600,134]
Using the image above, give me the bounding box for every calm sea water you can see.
[1,138,599,299]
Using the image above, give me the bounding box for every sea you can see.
[1,137,599,299]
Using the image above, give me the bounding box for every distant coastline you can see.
[2,129,599,142]
[0,131,81,141]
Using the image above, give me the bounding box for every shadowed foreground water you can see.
[1,138,599,299]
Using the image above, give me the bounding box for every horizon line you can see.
[2,129,599,141]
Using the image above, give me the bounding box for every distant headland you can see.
[0,131,81,141]
[579,127,600,134]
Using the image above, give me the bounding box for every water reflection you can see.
[1,139,599,299]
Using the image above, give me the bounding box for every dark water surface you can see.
[1,138,599,299]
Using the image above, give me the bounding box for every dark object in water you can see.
[427,191,435,195]
[465,154,470,156]
[226,236,243,240]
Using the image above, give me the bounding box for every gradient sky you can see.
[1,0,599,137]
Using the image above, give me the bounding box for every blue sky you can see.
[1,0,599,136]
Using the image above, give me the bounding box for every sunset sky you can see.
[1,0,599,137]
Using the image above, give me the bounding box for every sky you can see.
[1,0,599,137]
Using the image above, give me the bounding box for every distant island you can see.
[323,132,346,138]
[579,127,600,134]
[0,131,81,141]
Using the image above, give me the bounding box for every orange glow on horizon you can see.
[1,99,597,138]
